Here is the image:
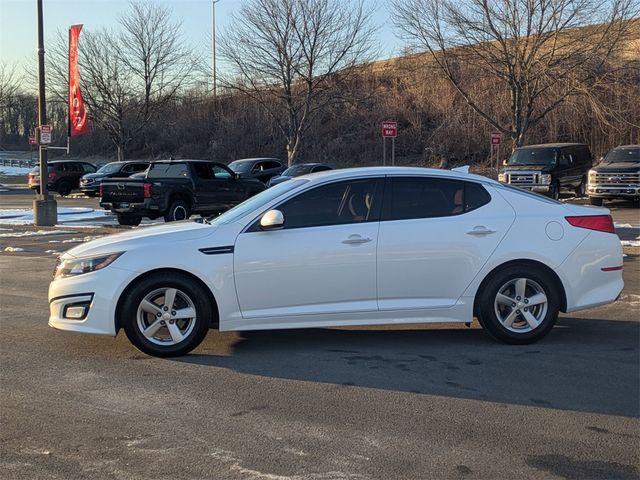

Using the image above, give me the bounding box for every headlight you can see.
[54,252,124,279]
[498,173,507,182]
[588,169,597,181]
[539,174,552,184]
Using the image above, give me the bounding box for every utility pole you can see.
[33,0,57,226]
[212,0,221,103]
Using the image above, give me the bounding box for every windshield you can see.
[283,164,314,177]
[507,148,557,166]
[228,160,252,173]
[208,179,308,226]
[97,163,122,174]
[603,147,640,163]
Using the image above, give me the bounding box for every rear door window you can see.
[382,177,490,221]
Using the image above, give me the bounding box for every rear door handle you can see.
[341,234,372,245]
[466,226,496,236]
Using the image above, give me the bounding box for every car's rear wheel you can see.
[122,274,212,357]
[117,213,142,226]
[549,182,560,201]
[589,197,604,206]
[164,200,190,222]
[478,265,560,344]
[57,181,72,196]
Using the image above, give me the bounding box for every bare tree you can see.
[219,0,377,165]
[392,0,639,147]
[45,1,194,160]
[0,62,21,110]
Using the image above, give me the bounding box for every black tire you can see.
[164,199,190,222]
[121,273,212,357]
[117,213,142,226]
[477,264,560,344]
[57,181,72,196]
[575,178,586,198]
[549,182,560,201]
[589,197,604,206]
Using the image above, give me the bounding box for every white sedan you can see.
[49,167,624,357]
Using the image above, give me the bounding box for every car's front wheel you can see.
[121,273,212,357]
[575,177,586,198]
[478,265,560,344]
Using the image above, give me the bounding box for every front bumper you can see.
[509,184,551,193]
[587,185,640,199]
[48,265,136,336]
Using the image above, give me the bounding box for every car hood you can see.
[63,221,217,259]
[592,162,639,174]
[82,172,108,180]
[501,165,555,173]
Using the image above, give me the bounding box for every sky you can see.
[0,0,402,72]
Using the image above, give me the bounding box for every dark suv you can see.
[587,145,640,205]
[80,161,149,197]
[228,158,286,183]
[499,143,592,200]
[28,160,96,196]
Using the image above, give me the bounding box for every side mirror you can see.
[233,172,240,180]
[260,209,284,230]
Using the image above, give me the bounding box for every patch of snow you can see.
[0,166,31,176]
[614,223,638,229]
[45,250,60,254]
[621,240,640,247]
[4,246,25,252]
[0,229,76,238]
[0,207,109,225]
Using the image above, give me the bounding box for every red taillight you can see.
[143,182,152,198]
[565,215,615,234]
[99,184,103,197]
[48,172,57,179]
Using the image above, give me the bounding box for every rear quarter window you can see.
[148,163,190,179]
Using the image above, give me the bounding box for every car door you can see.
[191,163,229,212]
[377,177,515,310]
[211,164,246,205]
[234,177,383,319]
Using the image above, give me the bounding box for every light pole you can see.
[33,0,57,226]
[212,0,221,102]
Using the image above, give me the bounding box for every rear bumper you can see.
[556,231,624,312]
[100,199,161,214]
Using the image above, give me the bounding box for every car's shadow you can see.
[173,316,639,418]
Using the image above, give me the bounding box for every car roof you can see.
[48,159,94,164]
[230,158,282,163]
[612,145,639,149]
[515,143,587,149]
[296,166,499,185]
[151,159,223,164]
[288,162,328,167]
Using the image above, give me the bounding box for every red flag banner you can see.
[69,24,89,136]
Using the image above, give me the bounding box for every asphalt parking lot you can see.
[1,188,639,479]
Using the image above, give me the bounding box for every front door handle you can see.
[342,234,372,245]
[466,226,496,236]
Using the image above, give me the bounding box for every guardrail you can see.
[0,159,37,168]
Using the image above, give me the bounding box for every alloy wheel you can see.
[493,277,548,333]
[136,287,196,345]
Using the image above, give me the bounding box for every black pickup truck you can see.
[100,160,265,226]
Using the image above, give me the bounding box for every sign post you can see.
[382,121,398,166]
[33,0,57,226]
[490,131,502,176]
